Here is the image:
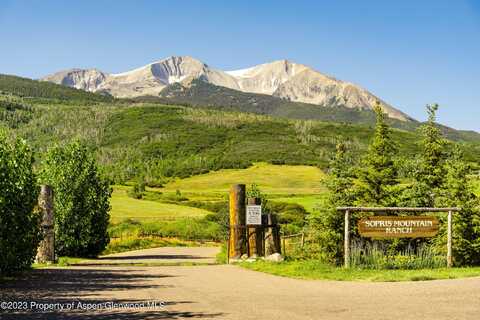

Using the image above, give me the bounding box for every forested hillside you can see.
[2,75,480,186]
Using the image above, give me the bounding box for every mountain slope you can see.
[2,76,479,185]
[0,74,112,102]
[6,100,480,186]
[2,73,478,143]
[226,60,410,121]
[42,69,108,92]
[144,80,480,141]
[42,56,411,121]
[149,79,418,130]
[43,56,239,98]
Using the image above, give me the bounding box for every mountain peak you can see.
[42,68,107,91]
[41,56,412,121]
[155,55,205,67]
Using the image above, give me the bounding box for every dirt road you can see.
[1,247,480,319]
[79,246,220,266]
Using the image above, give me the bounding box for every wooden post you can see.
[447,210,453,268]
[226,235,230,264]
[247,198,263,257]
[228,184,246,260]
[264,214,281,256]
[344,210,350,268]
[36,185,55,264]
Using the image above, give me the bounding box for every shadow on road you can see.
[0,268,224,319]
[1,268,171,300]
[1,306,224,320]
[98,254,206,260]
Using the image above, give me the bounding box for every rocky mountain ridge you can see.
[42,56,411,121]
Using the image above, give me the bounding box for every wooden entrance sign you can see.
[358,216,439,238]
[337,207,461,268]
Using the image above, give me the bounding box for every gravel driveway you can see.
[1,247,480,319]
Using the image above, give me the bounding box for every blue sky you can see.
[0,0,479,131]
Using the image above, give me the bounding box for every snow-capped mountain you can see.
[42,56,411,121]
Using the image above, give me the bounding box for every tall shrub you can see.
[0,133,41,274]
[41,141,111,257]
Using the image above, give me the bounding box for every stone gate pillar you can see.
[36,185,55,264]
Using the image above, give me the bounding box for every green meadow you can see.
[106,163,324,253]
[160,162,325,194]
[109,163,326,223]
[110,186,211,223]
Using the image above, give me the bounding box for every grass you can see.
[105,164,322,251]
[32,257,87,268]
[107,185,224,250]
[472,177,480,196]
[108,217,223,240]
[161,162,326,194]
[110,186,212,223]
[270,194,325,213]
[349,241,446,270]
[216,244,228,264]
[239,260,480,282]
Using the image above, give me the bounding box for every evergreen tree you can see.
[326,143,357,207]
[406,104,447,207]
[439,146,480,265]
[311,142,356,263]
[354,103,398,206]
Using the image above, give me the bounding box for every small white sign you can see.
[246,205,262,225]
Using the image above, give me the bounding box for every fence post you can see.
[447,210,453,268]
[344,209,350,268]
[36,185,55,264]
[229,184,246,260]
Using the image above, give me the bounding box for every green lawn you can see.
[239,260,480,282]
[473,177,480,196]
[147,163,328,214]
[270,194,326,213]
[32,257,87,269]
[110,186,212,223]
[160,162,326,194]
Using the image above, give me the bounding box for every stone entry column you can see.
[36,185,55,264]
